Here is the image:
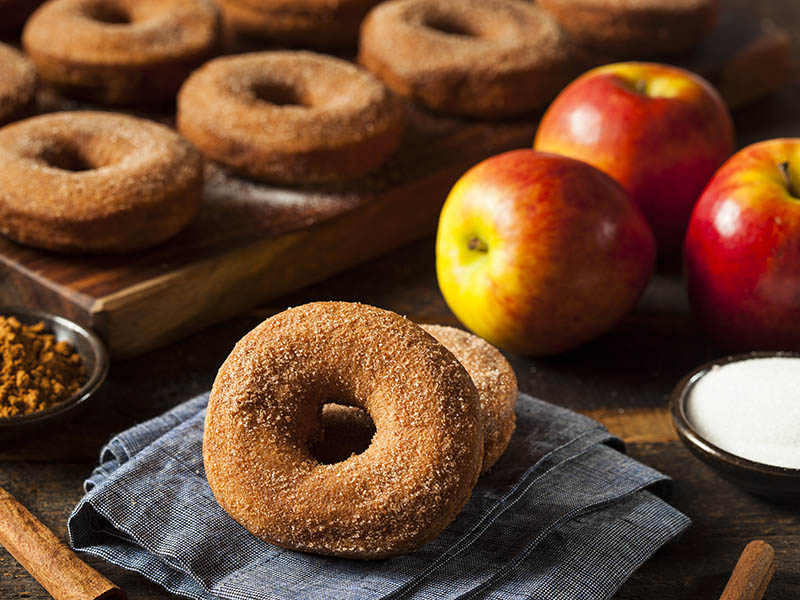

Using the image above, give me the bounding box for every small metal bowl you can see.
[670,352,800,500]
[0,307,109,437]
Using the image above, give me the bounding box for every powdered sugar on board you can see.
[201,163,366,237]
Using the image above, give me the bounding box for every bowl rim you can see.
[0,306,109,429]
[669,350,800,478]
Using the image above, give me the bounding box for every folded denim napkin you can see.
[68,392,689,600]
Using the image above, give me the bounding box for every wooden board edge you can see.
[88,164,468,358]
[0,255,95,327]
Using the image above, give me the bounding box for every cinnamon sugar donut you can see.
[203,302,483,559]
[218,0,381,50]
[422,325,517,472]
[314,325,518,473]
[358,0,579,118]
[538,0,720,57]
[177,51,405,184]
[0,0,44,35]
[0,111,203,253]
[0,44,37,126]
[22,0,221,105]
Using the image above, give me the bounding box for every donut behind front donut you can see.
[314,325,518,474]
[0,111,203,253]
[537,0,720,58]
[22,0,222,106]
[0,43,37,127]
[218,0,382,51]
[177,51,405,184]
[358,0,580,117]
[203,302,484,559]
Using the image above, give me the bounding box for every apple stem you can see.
[468,237,488,253]
[635,80,647,95]
[779,161,798,198]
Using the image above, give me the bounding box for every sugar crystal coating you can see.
[23,0,221,104]
[203,302,484,559]
[0,43,37,126]
[177,51,405,183]
[317,325,518,473]
[359,0,580,117]
[0,111,203,252]
[421,325,517,473]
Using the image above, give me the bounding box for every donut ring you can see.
[22,0,221,106]
[218,0,381,50]
[203,302,483,559]
[313,325,517,473]
[0,111,204,253]
[538,0,720,57]
[177,51,405,184]
[0,44,37,127]
[358,0,579,118]
[0,0,44,35]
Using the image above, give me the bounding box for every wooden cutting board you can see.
[0,103,539,358]
[0,0,788,358]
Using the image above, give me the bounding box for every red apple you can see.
[436,149,655,356]
[685,139,800,351]
[534,62,735,255]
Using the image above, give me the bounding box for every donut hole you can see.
[422,14,480,38]
[310,404,375,465]
[84,2,132,24]
[252,81,308,107]
[38,145,98,172]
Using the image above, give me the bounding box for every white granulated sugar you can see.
[686,357,800,469]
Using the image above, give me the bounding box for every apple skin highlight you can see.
[534,62,734,255]
[685,139,800,352]
[435,149,656,356]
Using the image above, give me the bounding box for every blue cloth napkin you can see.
[68,392,689,600]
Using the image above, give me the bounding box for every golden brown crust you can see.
[316,325,517,473]
[0,111,204,253]
[358,0,579,118]
[538,0,720,57]
[203,302,483,559]
[22,0,221,105]
[218,0,379,50]
[0,0,44,34]
[421,325,517,473]
[0,44,37,127]
[177,51,405,184]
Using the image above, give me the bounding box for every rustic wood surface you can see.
[0,0,790,360]
[0,103,538,359]
[2,0,800,598]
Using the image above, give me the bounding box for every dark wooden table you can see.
[3,3,800,599]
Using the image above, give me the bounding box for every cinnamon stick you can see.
[719,540,776,600]
[0,485,125,600]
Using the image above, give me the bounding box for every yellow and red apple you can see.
[534,62,734,255]
[436,149,655,356]
[685,139,800,351]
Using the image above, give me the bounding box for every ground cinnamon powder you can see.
[0,316,86,418]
